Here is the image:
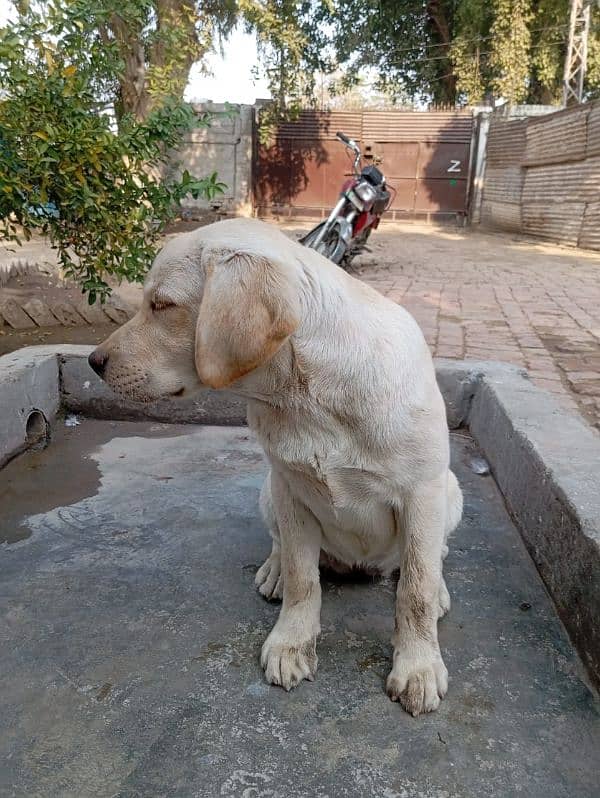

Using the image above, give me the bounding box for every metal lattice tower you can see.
[562,0,593,106]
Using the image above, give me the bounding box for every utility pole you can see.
[562,0,593,106]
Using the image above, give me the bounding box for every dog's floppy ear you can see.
[195,248,300,389]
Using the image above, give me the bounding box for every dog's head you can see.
[88,219,302,401]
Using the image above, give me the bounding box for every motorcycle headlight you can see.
[354,183,377,204]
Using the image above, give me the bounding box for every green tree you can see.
[297,1,458,106]
[2,0,313,129]
[87,0,238,121]
[0,2,226,301]
[298,0,600,107]
[241,0,313,125]
[489,0,532,104]
[7,0,309,125]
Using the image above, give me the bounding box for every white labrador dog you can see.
[89,218,462,716]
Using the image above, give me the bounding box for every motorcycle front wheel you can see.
[340,227,372,269]
[299,221,347,264]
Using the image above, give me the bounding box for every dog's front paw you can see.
[255,551,283,601]
[260,633,317,691]
[386,646,448,716]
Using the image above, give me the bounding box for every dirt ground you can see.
[1,220,599,429]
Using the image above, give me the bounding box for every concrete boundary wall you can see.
[1,346,599,689]
[167,103,254,217]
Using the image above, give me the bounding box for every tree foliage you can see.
[295,0,600,107]
[489,0,532,104]
[241,0,314,136]
[90,0,238,121]
[0,2,226,301]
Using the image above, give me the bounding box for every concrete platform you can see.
[1,420,599,797]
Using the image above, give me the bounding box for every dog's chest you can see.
[250,400,396,512]
[248,400,400,497]
[285,459,400,569]
[248,402,402,567]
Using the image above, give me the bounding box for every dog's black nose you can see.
[88,349,108,377]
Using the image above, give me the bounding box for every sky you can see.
[0,1,271,105]
[185,27,271,105]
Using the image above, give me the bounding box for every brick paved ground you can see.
[349,223,600,431]
[3,223,600,431]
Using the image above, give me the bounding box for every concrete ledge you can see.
[469,364,600,686]
[435,358,527,429]
[59,345,246,426]
[1,346,599,690]
[0,347,60,468]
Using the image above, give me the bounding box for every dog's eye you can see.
[151,299,175,312]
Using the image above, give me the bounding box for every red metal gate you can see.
[254,109,474,220]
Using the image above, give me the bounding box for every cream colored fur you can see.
[92,217,463,716]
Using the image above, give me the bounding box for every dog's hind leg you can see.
[438,469,463,618]
[255,471,284,601]
[445,469,463,547]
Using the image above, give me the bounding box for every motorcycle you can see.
[299,131,393,268]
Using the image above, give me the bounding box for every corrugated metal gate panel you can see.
[274,111,363,141]
[362,111,472,142]
[390,180,419,210]
[522,202,585,245]
[579,202,600,250]
[486,118,527,166]
[418,142,471,176]
[587,103,600,158]
[523,156,600,203]
[482,166,524,204]
[415,178,467,212]
[255,140,291,207]
[524,105,589,166]
[255,109,473,218]
[415,141,471,212]
[376,142,418,211]
[377,142,420,177]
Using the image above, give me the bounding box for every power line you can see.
[384,22,571,63]
[368,37,582,90]
[384,34,583,68]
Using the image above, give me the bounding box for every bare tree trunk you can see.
[108,14,151,122]
[109,0,201,122]
[426,0,457,105]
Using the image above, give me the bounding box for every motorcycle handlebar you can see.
[336,131,353,145]
[337,131,361,174]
